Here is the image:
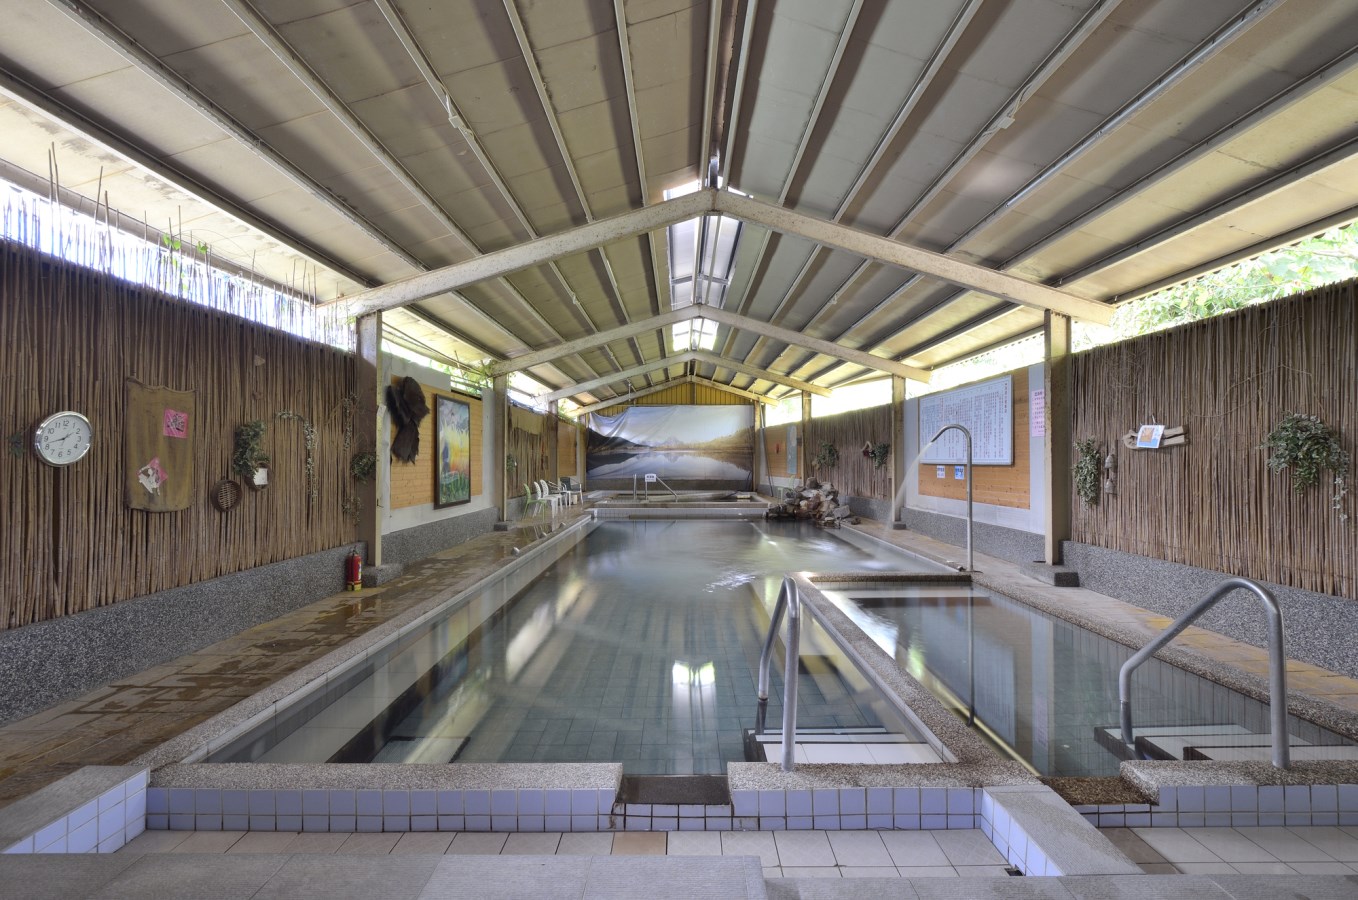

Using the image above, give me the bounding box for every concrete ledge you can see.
[982,784,1139,876]
[361,563,404,587]
[1020,563,1080,587]
[0,766,147,855]
[151,762,622,792]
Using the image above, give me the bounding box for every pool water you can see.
[818,582,1356,777]
[221,519,938,774]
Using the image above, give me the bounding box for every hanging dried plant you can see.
[1074,439,1101,507]
[276,410,317,505]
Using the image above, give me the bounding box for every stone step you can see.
[1020,562,1080,587]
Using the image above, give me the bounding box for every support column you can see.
[547,400,560,485]
[355,313,382,566]
[799,392,812,480]
[1043,312,1072,565]
[891,376,906,526]
[493,375,509,520]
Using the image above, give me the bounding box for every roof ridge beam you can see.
[574,374,775,415]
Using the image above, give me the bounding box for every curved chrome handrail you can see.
[1118,577,1289,768]
[929,424,973,572]
[755,576,801,772]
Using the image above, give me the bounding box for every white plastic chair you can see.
[536,479,561,515]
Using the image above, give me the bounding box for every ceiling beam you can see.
[714,193,1113,325]
[698,306,931,382]
[539,358,689,403]
[574,374,776,415]
[488,307,701,377]
[333,192,713,316]
[539,349,833,403]
[487,304,928,383]
[687,351,830,396]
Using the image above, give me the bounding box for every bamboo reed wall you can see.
[804,404,893,500]
[917,368,1032,509]
[1,240,360,630]
[388,382,484,509]
[1072,279,1357,599]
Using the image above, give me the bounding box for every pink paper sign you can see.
[163,408,189,438]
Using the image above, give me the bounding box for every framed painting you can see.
[434,394,472,508]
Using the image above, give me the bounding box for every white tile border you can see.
[1074,783,1358,829]
[2,769,147,855]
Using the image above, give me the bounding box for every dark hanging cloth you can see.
[386,376,430,463]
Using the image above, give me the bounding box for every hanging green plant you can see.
[1261,413,1350,519]
[812,441,840,471]
[231,420,270,480]
[505,453,518,471]
[1074,439,1101,507]
[350,451,377,483]
[868,442,891,470]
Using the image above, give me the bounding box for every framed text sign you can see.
[919,375,1013,465]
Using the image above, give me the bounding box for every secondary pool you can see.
[816,580,1357,777]
[210,519,943,774]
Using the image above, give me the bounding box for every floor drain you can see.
[1004,866,1024,876]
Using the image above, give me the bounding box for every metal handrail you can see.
[630,473,679,500]
[755,575,801,771]
[1119,577,1290,768]
[928,424,973,571]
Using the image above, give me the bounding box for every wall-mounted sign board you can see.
[919,375,1013,465]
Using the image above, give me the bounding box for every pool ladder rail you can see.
[755,576,802,771]
[1118,576,1290,769]
[631,473,679,501]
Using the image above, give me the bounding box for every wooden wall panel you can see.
[916,369,1031,509]
[766,423,798,478]
[388,381,483,509]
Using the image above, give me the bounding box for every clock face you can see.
[33,411,93,467]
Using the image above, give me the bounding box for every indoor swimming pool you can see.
[210,519,941,774]
[815,579,1358,777]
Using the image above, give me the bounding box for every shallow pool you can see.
[817,581,1356,776]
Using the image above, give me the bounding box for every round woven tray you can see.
[211,479,242,511]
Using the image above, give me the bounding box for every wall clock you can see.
[33,410,93,467]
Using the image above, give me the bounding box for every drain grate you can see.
[1005,866,1024,876]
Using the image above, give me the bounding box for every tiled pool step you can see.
[749,730,944,765]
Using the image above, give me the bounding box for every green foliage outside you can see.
[1074,222,1358,350]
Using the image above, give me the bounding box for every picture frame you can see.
[433,394,472,508]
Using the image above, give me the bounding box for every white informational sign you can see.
[936,465,945,479]
[919,375,1014,465]
[954,465,965,480]
[1135,424,1164,449]
[644,473,657,482]
[1030,389,1045,438]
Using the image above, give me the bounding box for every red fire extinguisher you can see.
[345,550,363,592]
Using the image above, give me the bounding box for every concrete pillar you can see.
[1043,312,1072,565]
[891,376,906,524]
[355,313,382,566]
[493,374,508,520]
[547,400,560,485]
[799,391,812,481]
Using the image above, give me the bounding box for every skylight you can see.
[662,179,743,353]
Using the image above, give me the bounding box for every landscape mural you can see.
[586,405,753,490]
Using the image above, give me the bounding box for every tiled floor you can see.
[1104,825,1358,875]
[118,827,1014,879]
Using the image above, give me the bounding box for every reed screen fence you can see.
[1071,278,1356,599]
[804,403,894,500]
[1,240,360,630]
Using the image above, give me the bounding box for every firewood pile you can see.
[764,477,859,528]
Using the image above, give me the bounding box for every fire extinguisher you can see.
[345,550,363,592]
